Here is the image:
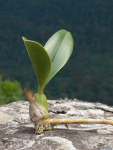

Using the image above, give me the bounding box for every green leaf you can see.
[44,29,74,85]
[22,37,51,94]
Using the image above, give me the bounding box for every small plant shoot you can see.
[22,30,74,111]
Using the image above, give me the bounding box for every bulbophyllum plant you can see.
[22,30,113,134]
[22,30,74,133]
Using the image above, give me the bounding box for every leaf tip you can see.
[22,36,28,41]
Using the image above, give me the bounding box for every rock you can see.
[0,99,113,150]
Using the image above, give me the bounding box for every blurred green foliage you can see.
[1,0,113,105]
[0,75,24,105]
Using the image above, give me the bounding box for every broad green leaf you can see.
[44,30,74,85]
[22,37,51,94]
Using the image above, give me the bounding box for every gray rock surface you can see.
[0,99,113,150]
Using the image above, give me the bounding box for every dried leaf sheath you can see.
[22,87,34,101]
[23,87,49,121]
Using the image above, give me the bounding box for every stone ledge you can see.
[0,99,113,150]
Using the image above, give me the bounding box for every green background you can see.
[0,0,113,105]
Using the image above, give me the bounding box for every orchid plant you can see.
[22,30,74,111]
[22,30,113,134]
